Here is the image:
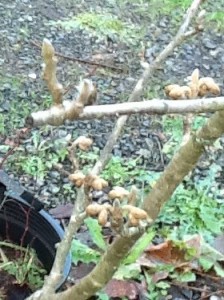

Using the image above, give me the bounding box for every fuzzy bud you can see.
[98,209,108,226]
[69,171,85,187]
[108,186,129,200]
[198,77,220,96]
[86,204,102,216]
[91,178,108,190]
[74,136,93,151]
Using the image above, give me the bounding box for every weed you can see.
[157,184,224,241]
[144,86,161,100]
[162,115,208,156]
[8,132,69,179]
[161,115,183,156]
[102,156,130,185]
[145,272,170,300]
[0,241,46,290]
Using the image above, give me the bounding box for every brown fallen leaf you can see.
[144,240,180,263]
[104,279,145,299]
[152,271,170,283]
[145,240,190,265]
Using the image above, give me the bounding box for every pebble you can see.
[203,38,217,50]
[48,184,60,194]
[49,171,60,179]
[26,15,33,22]
[210,296,224,300]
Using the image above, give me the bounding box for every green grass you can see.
[48,12,145,44]
[148,0,192,14]
[117,0,223,31]
[207,11,224,30]
[8,131,68,179]
[1,241,46,290]
[0,73,55,136]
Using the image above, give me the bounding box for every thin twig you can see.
[200,289,224,299]
[171,281,208,293]
[31,40,124,72]
[195,270,223,282]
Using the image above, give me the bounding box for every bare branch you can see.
[27,97,224,126]
[27,190,87,299]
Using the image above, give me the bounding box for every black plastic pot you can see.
[0,170,71,290]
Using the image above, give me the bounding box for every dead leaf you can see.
[104,279,143,299]
[145,240,187,265]
[152,271,170,283]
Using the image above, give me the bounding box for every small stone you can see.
[202,64,210,70]
[203,39,217,50]
[49,171,60,179]
[28,73,37,79]
[48,184,60,194]
[91,190,104,200]
[210,296,222,300]
[2,83,11,90]
[126,77,135,83]
[58,130,68,138]
[36,179,45,187]
[26,15,33,22]
[111,80,117,87]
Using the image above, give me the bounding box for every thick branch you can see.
[28,97,224,126]
[143,109,224,219]
[54,234,141,300]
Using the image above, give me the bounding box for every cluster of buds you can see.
[165,69,220,100]
[67,135,152,231]
[122,205,149,227]
[85,202,151,228]
[108,186,130,200]
[86,203,112,226]
[84,185,152,230]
